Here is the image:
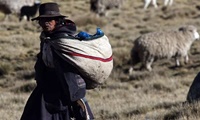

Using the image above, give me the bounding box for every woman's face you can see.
[38,17,57,32]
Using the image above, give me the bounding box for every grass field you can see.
[1,0,200,120]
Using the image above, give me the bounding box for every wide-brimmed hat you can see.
[31,2,67,21]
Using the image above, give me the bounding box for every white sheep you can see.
[144,0,173,9]
[90,0,123,16]
[0,0,35,20]
[129,25,200,72]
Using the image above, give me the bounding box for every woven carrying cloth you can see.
[48,35,113,89]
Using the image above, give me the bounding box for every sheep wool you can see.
[90,0,123,16]
[144,0,173,9]
[130,25,200,72]
[0,0,35,15]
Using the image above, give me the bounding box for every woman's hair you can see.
[56,17,66,25]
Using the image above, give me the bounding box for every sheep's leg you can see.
[129,57,134,74]
[169,0,173,6]
[145,56,154,71]
[164,0,173,6]
[129,49,141,73]
[144,0,151,9]
[175,57,180,66]
[184,55,189,64]
[129,67,133,75]
[27,16,30,21]
[164,0,169,6]
[152,0,158,8]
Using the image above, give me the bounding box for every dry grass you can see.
[1,0,200,120]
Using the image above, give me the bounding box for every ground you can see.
[1,0,200,119]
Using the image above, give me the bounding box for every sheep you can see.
[164,0,173,6]
[19,0,40,21]
[129,25,200,72]
[90,0,123,16]
[144,0,173,10]
[0,0,35,21]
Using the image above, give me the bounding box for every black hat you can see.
[31,2,66,21]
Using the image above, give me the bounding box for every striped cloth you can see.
[48,35,113,89]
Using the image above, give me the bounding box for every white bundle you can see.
[49,35,113,89]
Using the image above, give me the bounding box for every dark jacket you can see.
[20,25,94,120]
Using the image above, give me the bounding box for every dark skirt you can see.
[21,53,94,120]
[20,69,94,120]
[20,85,72,120]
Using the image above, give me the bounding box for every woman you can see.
[20,2,94,120]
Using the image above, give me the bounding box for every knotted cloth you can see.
[48,35,113,89]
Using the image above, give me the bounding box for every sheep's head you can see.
[179,25,200,40]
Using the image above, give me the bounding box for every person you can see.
[20,2,94,120]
